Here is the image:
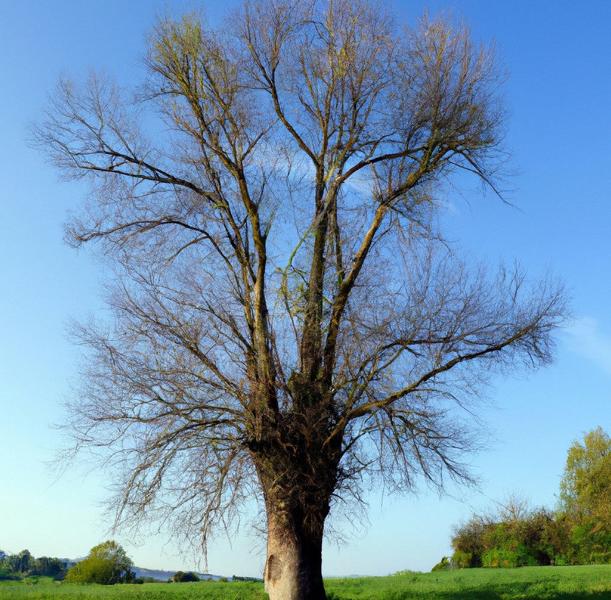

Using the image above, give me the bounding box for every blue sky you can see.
[0,0,609,577]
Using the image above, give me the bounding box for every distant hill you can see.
[132,566,225,581]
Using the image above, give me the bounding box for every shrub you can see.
[450,495,610,569]
[482,544,537,568]
[431,557,452,571]
[0,568,19,581]
[451,550,474,569]
[451,516,489,566]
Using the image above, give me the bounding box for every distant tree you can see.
[36,1,565,598]
[451,514,493,567]
[0,551,67,580]
[172,570,200,582]
[519,508,558,566]
[498,494,531,524]
[65,541,134,584]
[560,427,611,529]
[560,427,611,563]
[0,551,17,581]
[31,556,67,579]
[13,550,32,574]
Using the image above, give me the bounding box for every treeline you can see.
[434,427,610,570]
[0,549,67,580]
[1,541,249,586]
[449,503,608,568]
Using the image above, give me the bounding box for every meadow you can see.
[1,565,610,600]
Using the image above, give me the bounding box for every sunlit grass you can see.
[1,565,610,599]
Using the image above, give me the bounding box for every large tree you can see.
[37,1,565,598]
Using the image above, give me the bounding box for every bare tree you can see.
[36,1,565,598]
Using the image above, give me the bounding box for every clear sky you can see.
[0,0,609,578]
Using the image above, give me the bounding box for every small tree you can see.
[37,1,565,598]
[65,541,134,585]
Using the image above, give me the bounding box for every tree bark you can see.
[264,504,327,600]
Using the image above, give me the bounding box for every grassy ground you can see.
[325,565,611,599]
[1,565,610,599]
[0,578,266,599]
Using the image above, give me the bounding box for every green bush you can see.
[482,544,537,568]
[482,548,513,568]
[431,556,452,571]
[0,568,19,581]
[451,550,474,569]
[451,499,609,568]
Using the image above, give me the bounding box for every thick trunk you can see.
[254,382,341,600]
[264,508,327,600]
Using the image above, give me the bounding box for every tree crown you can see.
[36,0,565,555]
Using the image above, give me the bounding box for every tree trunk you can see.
[264,506,327,600]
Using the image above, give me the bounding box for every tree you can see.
[560,427,611,562]
[31,556,67,579]
[12,550,32,575]
[560,427,611,527]
[65,541,134,585]
[451,514,492,568]
[172,570,200,582]
[36,1,565,598]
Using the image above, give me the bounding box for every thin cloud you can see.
[565,316,611,374]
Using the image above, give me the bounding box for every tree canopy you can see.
[65,541,134,585]
[560,427,611,530]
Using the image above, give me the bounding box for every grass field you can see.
[1,565,610,599]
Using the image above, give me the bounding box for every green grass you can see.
[0,578,267,599]
[325,565,611,599]
[1,565,610,599]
